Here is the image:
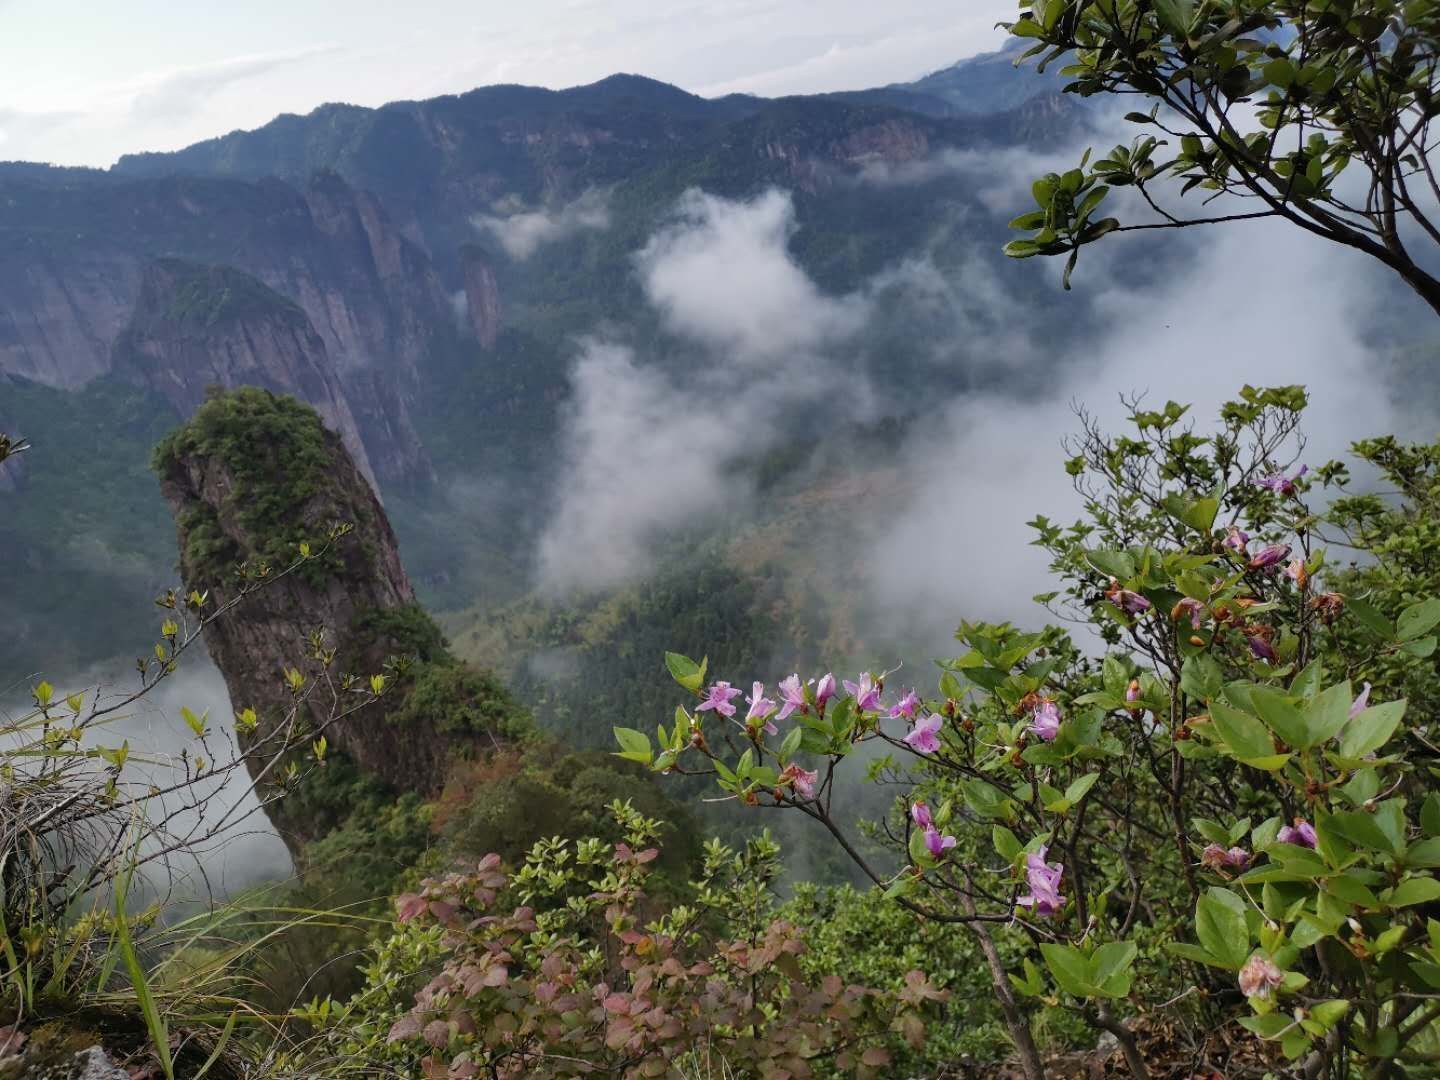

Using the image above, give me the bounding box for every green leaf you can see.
[1388,877,1440,908]
[1065,773,1100,804]
[1347,597,1394,640]
[1290,660,1325,700]
[1326,810,1390,854]
[1166,941,1230,968]
[1091,940,1137,985]
[1300,681,1352,748]
[1196,888,1249,969]
[993,826,1022,863]
[1240,1013,1294,1038]
[1181,653,1223,702]
[1040,943,1098,997]
[883,874,916,900]
[613,727,653,764]
[664,652,705,692]
[1399,835,1440,869]
[1397,598,1440,641]
[1085,549,1136,581]
[1401,636,1437,658]
[1309,1000,1350,1029]
[1211,701,1275,760]
[1422,793,1440,836]
[1250,688,1308,749]
[1154,0,1196,34]
[1338,700,1405,759]
[778,725,803,763]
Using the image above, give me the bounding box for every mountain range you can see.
[0,41,1089,683]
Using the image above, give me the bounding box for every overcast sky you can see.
[1,1,1012,168]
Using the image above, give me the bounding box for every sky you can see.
[1,0,1013,168]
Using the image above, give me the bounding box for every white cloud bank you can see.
[472,189,612,260]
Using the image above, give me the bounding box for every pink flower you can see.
[1125,679,1142,706]
[1350,682,1372,719]
[1172,597,1205,629]
[924,826,956,858]
[1200,844,1251,872]
[815,673,836,707]
[1017,845,1065,917]
[697,681,742,718]
[781,763,817,799]
[1105,578,1152,614]
[904,713,944,754]
[776,674,807,720]
[1238,955,1285,999]
[1284,558,1308,588]
[1257,465,1307,496]
[910,801,933,829]
[1030,698,1061,742]
[1277,819,1317,848]
[745,681,778,735]
[1247,635,1277,662]
[844,673,883,712]
[1248,543,1292,570]
[889,690,921,720]
[1222,525,1250,554]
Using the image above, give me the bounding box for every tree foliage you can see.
[1003,0,1440,315]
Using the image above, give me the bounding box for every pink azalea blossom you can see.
[745,682,778,736]
[1222,525,1251,554]
[844,673,883,712]
[1200,844,1251,872]
[1248,635,1277,662]
[1238,955,1285,999]
[889,690,921,720]
[1248,543,1292,570]
[924,826,956,858]
[697,681,743,718]
[910,801,933,829]
[1257,465,1307,496]
[776,674,807,720]
[1277,820,1318,848]
[1350,682,1372,719]
[1017,845,1065,917]
[1172,597,1205,629]
[1106,578,1152,614]
[815,673,836,707]
[904,713,944,754]
[1030,698,1062,742]
[781,763,818,799]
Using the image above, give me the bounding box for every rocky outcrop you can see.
[155,388,523,853]
[114,259,376,485]
[0,166,455,489]
[460,245,502,348]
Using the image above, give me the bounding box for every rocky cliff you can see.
[0,166,467,489]
[154,388,528,852]
[115,259,376,485]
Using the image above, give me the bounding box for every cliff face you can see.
[0,166,464,489]
[154,389,525,853]
[460,246,502,349]
[115,259,376,485]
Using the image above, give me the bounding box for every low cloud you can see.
[536,188,881,592]
[636,188,866,359]
[0,654,292,900]
[866,213,1410,652]
[472,189,611,259]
